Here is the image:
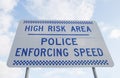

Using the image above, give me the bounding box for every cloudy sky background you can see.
[0,0,120,78]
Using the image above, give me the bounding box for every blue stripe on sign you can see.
[13,60,109,66]
[28,34,89,36]
[23,20,93,24]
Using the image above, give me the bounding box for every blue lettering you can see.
[87,26,92,32]
[48,25,66,32]
[72,38,78,45]
[74,48,79,56]
[91,48,97,56]
[48,38,54,45]
[41,48,46,56]
[97,48,103,56]
[74,48,103,57]
[15,48,21,56]
[86,48,92,56]
[15,48,69,57]
[63,48,69,56]
[56,38,62,45]
[41,38,47,45]
[34,48,40,56]
[65,38,71,45]
[71,26,92,32]
[25,25,43,32]
[28,48,34,56]
[40,38,78,45]
[47,48,52,56]
[21,48,28,56]
[80,48,85,56]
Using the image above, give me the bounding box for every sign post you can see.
[92,67,97,78]
[25,67,29,78]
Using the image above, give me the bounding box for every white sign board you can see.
[7,20,114,67]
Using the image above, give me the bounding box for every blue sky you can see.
[0,0,120,78]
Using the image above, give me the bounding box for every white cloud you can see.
[0,0,19,34]
[0,61,23,78]
[0,35,11,56]
[0,5,19,78]
[0,0,19,56]
[98,22,112,32]
[110,29,120,39]
[97,22,120,39]
[0,0,18,13]
[0,13,13,34]
[43,68,85,78]
[31,68,86,78]
[24,0,95,20]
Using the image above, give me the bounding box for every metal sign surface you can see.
[7,20,114,67]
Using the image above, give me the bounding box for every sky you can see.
[0,0,120,78]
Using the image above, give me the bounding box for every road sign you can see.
[7,20,114,67]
